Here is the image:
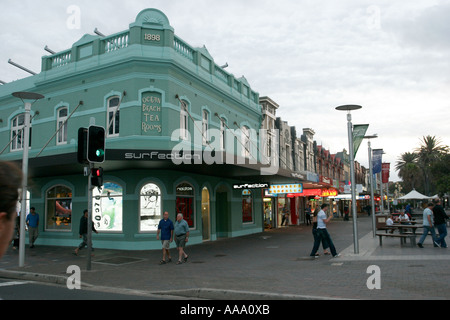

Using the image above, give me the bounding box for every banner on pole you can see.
[352,124,369,158]
[382,163,390,184]
[372,149,383,174]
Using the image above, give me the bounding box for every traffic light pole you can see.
[87,162,94,271]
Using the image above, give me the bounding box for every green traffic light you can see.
[96,149,105,157]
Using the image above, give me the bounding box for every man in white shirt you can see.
[314,204,339,258]
[418,203,440,248]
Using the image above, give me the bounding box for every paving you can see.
[1,215,449,300]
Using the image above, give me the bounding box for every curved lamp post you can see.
[12,92,45,268]
[336,105,362,254]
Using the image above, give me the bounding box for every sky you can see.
[1,0,449,182]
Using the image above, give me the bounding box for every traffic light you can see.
[87,126,106,163]
[91,167,104,187]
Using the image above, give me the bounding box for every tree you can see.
[415,136,449,195]
[395,152,422,193]
[431,153,450,197]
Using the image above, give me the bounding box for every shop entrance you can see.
[215,185,230,238]
[201,187,211,241]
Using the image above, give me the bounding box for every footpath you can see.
[1,215,449,300]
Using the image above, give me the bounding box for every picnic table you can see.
[376,223,424,247]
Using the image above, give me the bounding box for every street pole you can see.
[364,135,378,237]
[380,172,385,214]
[347,113,359,254]
[12,92,44,268]
[336,105,362,255]
[19,102,31,268]
[87,162,94,271]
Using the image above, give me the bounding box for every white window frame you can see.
[202,110,209,146]
[107,96,120,137]
[180,102,189,140]
[57,107,68,145]
[11,114,31,152]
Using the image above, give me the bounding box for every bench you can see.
[376,233,417,247]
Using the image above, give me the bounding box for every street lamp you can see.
[12,92,45,268]
[364,134,378,237]
[336,104,362,254]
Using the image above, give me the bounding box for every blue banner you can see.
[372,149,383,174]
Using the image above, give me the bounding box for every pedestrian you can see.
[343,205,349,221]
[156,211,174,264]
[26,207,39,248]
[281,204,290,226]
[433,199,449,248]
[74,210,98,256]
[316,204,339,258]
[174,213,189,265]
[417,203,440,248]
[309,208,331,258]
[0,161,22,260]
[305,205,312,226]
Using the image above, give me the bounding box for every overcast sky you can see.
[1,0,449,182]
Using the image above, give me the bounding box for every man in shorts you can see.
[156,211,174,264]
[174,213,190,265]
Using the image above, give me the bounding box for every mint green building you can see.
[0,9,300,250]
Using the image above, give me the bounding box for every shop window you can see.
[57,107,68,145]
[242,189,253,223]
[92,182,123,232]
[107,96,120,137]
[140,183,162,232]
[45,186,72,231]
[176,182,195,228]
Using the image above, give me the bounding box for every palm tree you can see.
[395,152,422,192]
[415,136,449,195]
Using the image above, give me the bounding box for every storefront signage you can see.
[233,183,270,190]
[269,184,303,195]
[286,188,338,198]
[141,92,162,135]
[319,175,332,185]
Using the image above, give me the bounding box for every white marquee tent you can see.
[397,189,431,200]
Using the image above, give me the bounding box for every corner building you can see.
[0,9,301,250]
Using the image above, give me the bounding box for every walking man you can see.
[157,211,174,264]
[26,207,39,248]
[74,210,98,256]
[174,213,190,265]
[418,203,439,248]
[316,204,339,258]
[433,199,449,248]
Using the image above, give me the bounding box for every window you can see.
[45,186,72,231]
[92,182,123,232]
[11,114,31,151]
[176,183,195,228]
[57,107,68,145]
[107,96,120,137]
[220,118,226,151]
[241,126,250,158]
[140,183,162,232]
[180,102,189,140]
[202,110,209,145]
[242,189,253,223]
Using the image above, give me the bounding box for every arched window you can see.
[220,118,227,151]
[176,182,195,228]
[57,107,68,145]
[45,185,72,231]
[180,101,189,140]
[241,126,250,158]
[92,182,123,232]
[242,189,253,223]
[140,183,162,232]
[107,96,120,137]
[202,109,209,145]
[11,114,31,151]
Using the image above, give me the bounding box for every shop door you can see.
[216,191,230,238]
[201,187,211,241]
[290,199,297,225]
